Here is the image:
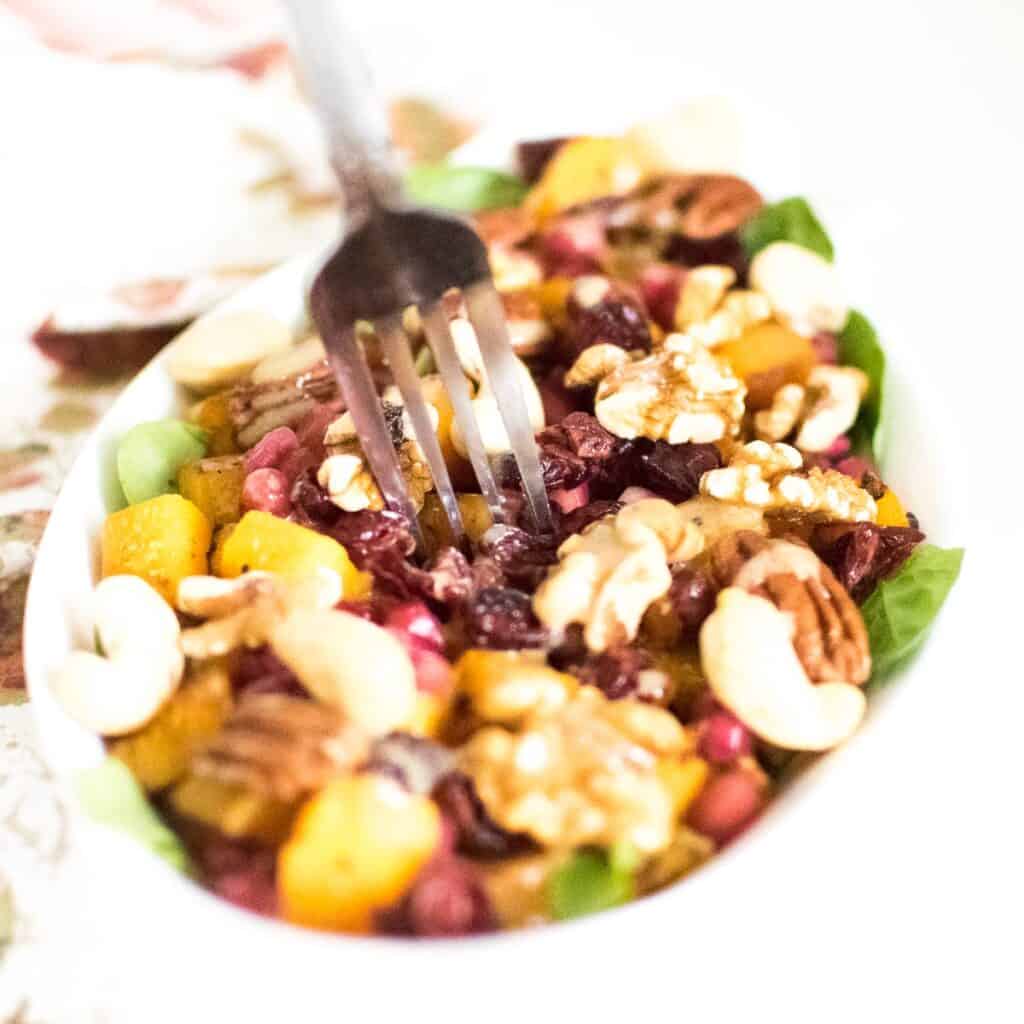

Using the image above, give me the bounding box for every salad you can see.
[55,115,963,937]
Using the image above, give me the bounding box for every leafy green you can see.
[740,196,834,262]
[405,164,529,213]
[116,419,207,505]
[547,843,639,921]
[77,757,191,873]
[863,545,964,683]
[836,310,887,456]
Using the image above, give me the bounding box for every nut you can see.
[503,291,553,357]
[168,310,293,392]
[321,395,438,513]
[178,569,341,660]
[447,317,546,457]
[563,343,633,388]
[749,242,848,335]
[709,531,871,685]
[795,365,868,452]
[700,441,877,522]
[674,266,736,328]
[460,686,693,853]
[268,607,417,736]
[754,383,806,442]
[192,693,369,802]
[568,333,745,444]
[53,575,184,736]
[229,362,336,450]
[533,499,702,652]
[674,495,768,546]
[490,247,544,293]
[699,588,866,750]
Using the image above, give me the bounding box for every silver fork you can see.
[282,0,553,547]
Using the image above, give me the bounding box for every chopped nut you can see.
[456,649,578,725]
[490,247,544,293]
[179,569,341,659]
[563,343,633,388]
[749,242,848,335]
[674,495,768,546]
[754,383,806,442]
[193,693,369,802]
[568,333,745,444]
[320,394,437,512]
[533,498,703,652]
[795,365,868,452]
[700,441,877,522]
[229,362,337,450]
[460,686,694,853]
[503,291,553,357]
[675,266,736,328]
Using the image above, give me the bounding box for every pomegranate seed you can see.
[410,647,454,696]
[698,711,753,764]
[385,602,445,652]
[241,467,291,517]
[244,426,298,473]
[686,769,763,844]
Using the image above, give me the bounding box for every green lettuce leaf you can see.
[740,196,834,262]
[77,757,191,873]
[404,164,529,213]
[863,544,964,683]
[547,843,638,921]
[837,310,887,456]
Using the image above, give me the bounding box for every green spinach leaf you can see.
[837,310,887,456]
[404,164,529,213]
[863,544,964,683]
[740,196,834,262]
[77,757,191,873]
[547,843,638,921]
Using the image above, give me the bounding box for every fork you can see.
[281,0,553,547]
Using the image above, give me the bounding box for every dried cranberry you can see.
[461,587,547,650]
[530,413,633,497]
[231,646,306,698]
[550,482,590,514]
[561,277,652,361]
[810,522,924,603]
[570,646,654,700]
[668,567,717,638]
[432,772,535,860]
[479,527,557,590]
[632,440,722,502]
[663,232,748,278]
[555,498,620,542]
[289,469,342,531]
[194,835,278,917]
[537,207,609,277]
[364,733,454,795]
[516,136,569,184]
[537,364,587,425]
[376,855,497,937]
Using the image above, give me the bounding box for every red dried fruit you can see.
[536,204,612,277]
[432,772,535,860]
[537,364,588,425]
[478,526,558,590]
[529,413,634,497]
[231,646,307,699]
[809,522,925,603]
[194,835,278,917]
[555,499,621,542]
[562,276,652,361]
[384,601,445,653]
[567,645,654,701]
[667,567,717,639]
[636,262,685,331]
[633,441,722,502]
[461,587,548,650]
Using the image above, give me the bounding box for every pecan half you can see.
[708,531,871,685]
[193,693,368,802]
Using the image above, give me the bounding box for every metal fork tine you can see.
[463,281,554,536]
[322,324,423,544]
[422,303,506,525]
[377,316,466,547]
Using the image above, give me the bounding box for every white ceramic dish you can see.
[22,124,967,1021]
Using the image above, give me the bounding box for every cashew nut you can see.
[699,588,865,751]
[749,242,848,335]
[795,365,868,452]
[447,317,545,457]
[268,608,417,736]
[53,575,184,736]
[167,310,293,393]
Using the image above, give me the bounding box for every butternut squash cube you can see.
[177,455,246,527]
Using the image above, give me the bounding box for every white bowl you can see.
[22,128,967,1020]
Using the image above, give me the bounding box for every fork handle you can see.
[280,0,400,212]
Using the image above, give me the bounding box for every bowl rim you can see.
[21,123,970,954]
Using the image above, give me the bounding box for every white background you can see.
[2,0,1022,1020]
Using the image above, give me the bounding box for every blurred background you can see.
[0,1,1020,1020]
